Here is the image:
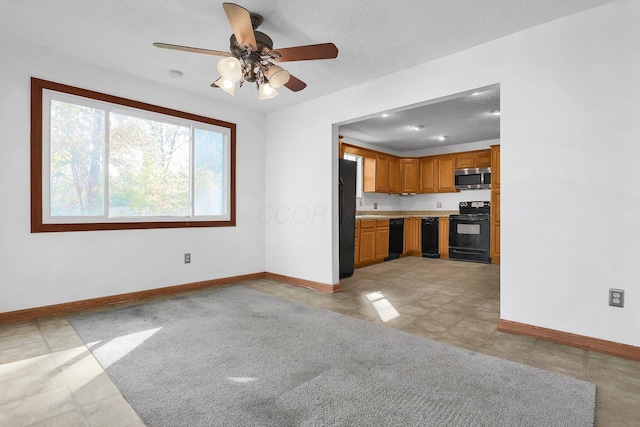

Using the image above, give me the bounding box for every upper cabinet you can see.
[361,152,402,194]
[419,157,436,193]
[341,142,489,195]
[454,149,492,169]
[401,159,419,193]
[491,145,500,187]
[418,155,457,194]
[388,156,401,193]
[436,154,457,193]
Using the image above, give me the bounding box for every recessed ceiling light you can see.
[490,110,501,115]
[437,136,447,141]
[381,113,389,118]
[169,69,184,78]
[410,125,424,131]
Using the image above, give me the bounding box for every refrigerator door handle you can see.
[338,177,344,225]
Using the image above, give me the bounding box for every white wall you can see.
[265,0,640,346]
[0,42,266,312]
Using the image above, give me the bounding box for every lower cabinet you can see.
[354,220,360,266]
[355,219,389,268]
[374,220,389,261]
[438,217,449,259]
[404,217,421,256]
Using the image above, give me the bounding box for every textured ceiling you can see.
[0,0,617,116]
[340,86,500,152]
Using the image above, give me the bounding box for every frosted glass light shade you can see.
[266,65,290,88]
[215,77,236,96]
[258,83,278,100]
[217,57,242,82]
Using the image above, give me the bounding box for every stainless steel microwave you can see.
[454,167,491,190]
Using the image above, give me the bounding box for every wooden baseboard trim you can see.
[0,271,342,325]
[0,272,266,325]
[264,272,339,293]
[498,319,640,361]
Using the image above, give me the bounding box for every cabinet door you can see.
[455,153,475,169]
[437,155,456,193]
[438,217,449,258]
[477,150,492,167]
[401,159,419,193]
[491,145,500,187]
[419,157,436,193]
[363,156,376,192]
[490,188,500,263]
[359,221,376,264]
[388,156,401,194]
[375,154,389,193]
[354,221,361,266]
[404,217,421,254]
[374,220,389,260]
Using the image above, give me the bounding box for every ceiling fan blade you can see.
[284,74,307,92]
[153,42,232,57]
[222,3,257,51]
[270,43,338,62]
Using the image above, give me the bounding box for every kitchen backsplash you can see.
[356,190,491,212]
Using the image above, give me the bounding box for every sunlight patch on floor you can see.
[91,327,162,368]
[367,291,399,322]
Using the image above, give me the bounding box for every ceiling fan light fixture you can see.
[217,57,243,82]
[258,83,278,100]
[266,65,290,88]
[215,77,236,96]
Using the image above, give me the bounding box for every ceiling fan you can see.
[153,2,339,100]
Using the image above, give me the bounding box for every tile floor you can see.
[1,257,639,426]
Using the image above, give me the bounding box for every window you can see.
[31,78,235,232]
[343,153,363,198]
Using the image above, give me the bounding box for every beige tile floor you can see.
[0,257,638,426]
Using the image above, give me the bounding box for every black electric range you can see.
[449,201,491,263]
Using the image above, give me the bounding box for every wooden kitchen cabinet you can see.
[404,217,421,256]
[491,145,500,187]
[374,219,390,261]
[436,155,457,193]
[354,220,361,266]
[455,149,492,169]
[388,156,401,193]
[362,153,403,194]
[355,219,389,268]
[401,159,419,193]
[358,220,376,265]
[490,144,500,264]
[438,217,449,259]
[419,157,436,193]
[419,154,457,194]
[375,154,389,193]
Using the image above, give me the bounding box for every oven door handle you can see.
[451,249,486,255]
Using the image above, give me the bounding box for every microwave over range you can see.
[454,167,491,190]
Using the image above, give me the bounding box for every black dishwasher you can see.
[385,218,404,261]
[421,217,440,258]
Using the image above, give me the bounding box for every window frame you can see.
[31,77,236,233]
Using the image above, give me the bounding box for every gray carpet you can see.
[68,286,596,426]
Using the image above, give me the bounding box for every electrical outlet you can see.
[437,202,442,208]
[184,253,191,264]
[609,288,624,308]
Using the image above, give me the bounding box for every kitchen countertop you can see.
[356,210,457,219]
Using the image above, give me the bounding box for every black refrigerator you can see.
[339,158,357,278]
